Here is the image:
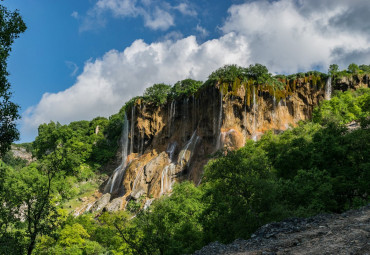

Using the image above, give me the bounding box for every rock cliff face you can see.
[102,75,369,208]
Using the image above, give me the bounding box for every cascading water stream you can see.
[140,104,145,155]
[104,113,129,194]
[325,76,332,100]
[166,142,177,162]
[216,90,223,150]
[272,90,276,123]
[252,86,258,141]
[192,95,197,130]
[213,88,217,135]
[129,106,135,155]
[178,130,199,168]
[160,164,176,195]
[168,100,176,136]
[182,98,189,140]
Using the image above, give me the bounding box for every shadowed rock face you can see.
[106,75,369,206]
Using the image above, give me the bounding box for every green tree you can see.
[0,164,27,254]
[246,63,270,85]
[143,83,171,105]
[348,63,359,74]
[313,88,370,125]
[359,64,370,73]
[138,182,205,254]
[201,141,282,243]
[0,4,27,155]
[208,64,244,83]
[328,64,339,76]
[170,79,202,98]
[99,211,144,254]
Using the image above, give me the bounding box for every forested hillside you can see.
[0,64,369,254]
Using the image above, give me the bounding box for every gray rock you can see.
[131,188,145,200]
[91,193,111,212]
[105,197,123,212]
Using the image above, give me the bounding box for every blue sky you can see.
[3,0,370,142]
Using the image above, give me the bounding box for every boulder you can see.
[90,193,111,212]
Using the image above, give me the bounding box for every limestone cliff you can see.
[98,74,369,211]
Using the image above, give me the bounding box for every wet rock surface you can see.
[194,205,370,255]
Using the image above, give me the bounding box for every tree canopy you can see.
[0,4,26,155]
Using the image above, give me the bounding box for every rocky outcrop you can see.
[90,193,111,212]
[104,74,369,208]
[10,145,33,163]
[193,204,370,254]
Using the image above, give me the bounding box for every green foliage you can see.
[35,220,106,255]
[313,88,370,125]
[126,196,145,214]
[99,211,143,254]
[348,63,359,74]
[0,162,69,254]
[208,64,245,83]
[170,79,202,99]
[208,63,274,86]
[33,121,91,175]
[359,64,370,73]
[0,4,27,156]
[143,83,172,106]
[33,115,118,172]
[245,63,270,84]
[137,182,205,254]
[329,64,339,76]
[201,141,282,243]
[279,168,336,216]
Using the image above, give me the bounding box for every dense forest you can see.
[0,60,369,254]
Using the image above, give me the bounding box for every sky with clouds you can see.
[4,0,370,142]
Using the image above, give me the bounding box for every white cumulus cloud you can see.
[221,0,370,73]
[21,33,250,140]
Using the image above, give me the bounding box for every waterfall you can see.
[130,106,135,155]
[272,90,276,123]
[168,100,176,136]
[217,129,236,150]
[178,130,199,168]
[216,90,223,149]
[160,163,176,195]
[213,89,217,135]
[216,131,226,151]
[140,104,145,155]
[325,76,332,100]
[104,113,129,194]
[252,86,258,141]
[192,95,199,130]
[166,142,177,162]
[182,98,189,140]
[218,90,223,132]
